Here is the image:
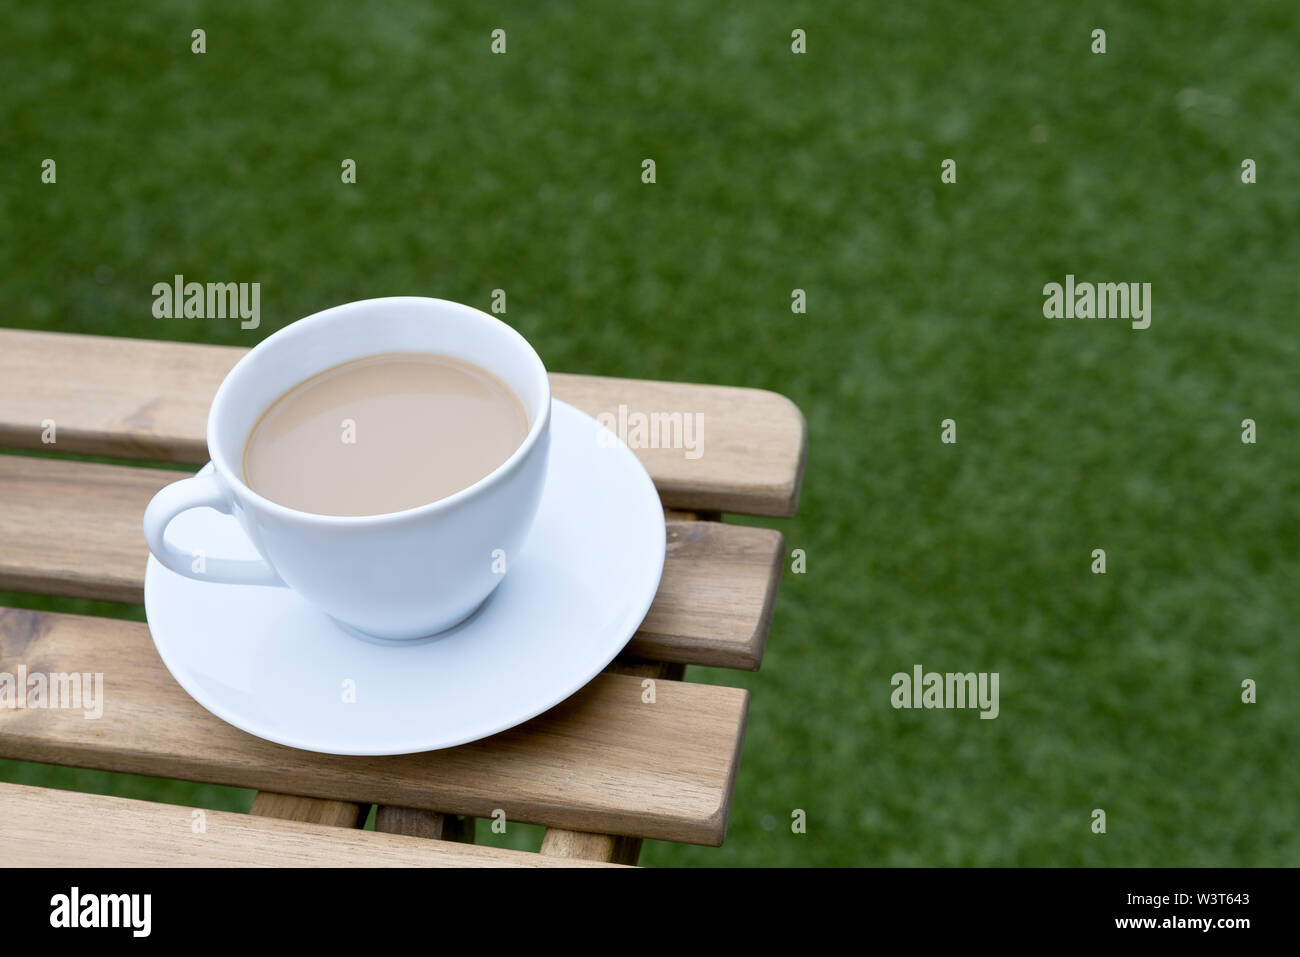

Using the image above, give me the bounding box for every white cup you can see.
[143,297,552,640]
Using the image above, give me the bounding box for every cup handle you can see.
[143,468,284,587]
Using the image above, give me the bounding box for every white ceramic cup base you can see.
[326,601,490,644]
[142,297,554,640]
[143,400,666,755]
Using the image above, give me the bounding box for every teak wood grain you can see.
[538,829,644,865]
[0,454,781,670]
[540,659,690,865]
[249,792,368,829]
[373,806,475,842]
[0,608,748,845]
[0,783,614,867]
[0,329,806,517]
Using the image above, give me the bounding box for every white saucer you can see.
[143,399,666,755]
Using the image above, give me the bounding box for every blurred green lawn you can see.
[1,1,1297,865]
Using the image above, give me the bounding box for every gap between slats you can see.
[0,454,783,670]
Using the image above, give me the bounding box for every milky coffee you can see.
[243,352,529,516]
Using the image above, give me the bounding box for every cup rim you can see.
[206,296,552,526]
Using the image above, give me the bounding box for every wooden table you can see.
[0,329,806,866]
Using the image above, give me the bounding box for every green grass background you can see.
[2,1,1297,866]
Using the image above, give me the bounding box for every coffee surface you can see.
[243,352,529,516]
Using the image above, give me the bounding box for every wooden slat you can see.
[0,455,781,670]
[249,792,367,828]
[0,608,747,845]
[641,521,781,670]
[539,830,643,865]
[555,372,805,517]
[0,782,614,867]
[541,660,689,864]
[374,806,475,842]
[0,329,806,517]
